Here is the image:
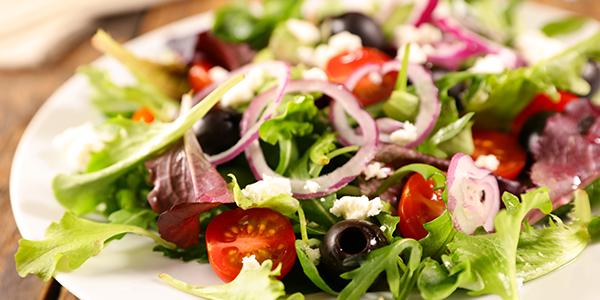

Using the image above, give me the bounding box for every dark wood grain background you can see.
[0,0,596,299]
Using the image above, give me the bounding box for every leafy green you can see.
[107,208,158,229]
[376,164,446,196]
[78,65,179,121]
[542,17,588,37]
[374,211,401,242]
[229,174,299,217]
[383,90,419,122]
[295,239,339,295]
[339,238,423,300]
[213,0,302,49]
[419,211,456,259]
[91,29,189,99]
[298,193,342,229]
[417,112,474,158]
[160,260,292,300]
[418,188,554,300]
[15,212,174,282]
[53,75,244,215]
[260,94,318,174]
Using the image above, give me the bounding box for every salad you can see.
[13,0,600,300]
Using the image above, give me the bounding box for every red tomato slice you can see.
[510,90,579,135]
[325,47,397,106]
[471,130,527,180]
[188,59,215,93]
[205,208,296,283]
[398,173,445,240]
[131,107,155,123]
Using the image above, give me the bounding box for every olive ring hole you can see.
[338,227,367,255]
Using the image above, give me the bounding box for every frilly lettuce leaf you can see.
[228,174,299,217]
[159,260,298,300]
[53,75,243,216]
[15,212,174,282]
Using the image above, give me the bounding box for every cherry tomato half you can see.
[471,130,527,180]
[510,90,579,135]
[205,208,297,283]
[398,173,445,240]
[131,107,155,123]
[325,47,397,106]
[188,59,215,92]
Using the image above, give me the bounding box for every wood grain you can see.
[0,0,597,299]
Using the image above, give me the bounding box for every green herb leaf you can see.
[542,17,588,37]
[295,239,339,295]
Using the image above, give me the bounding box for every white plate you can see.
[9,3,600,300]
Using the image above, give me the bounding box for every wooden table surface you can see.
[0,0,598,299]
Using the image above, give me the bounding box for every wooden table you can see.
[0,0,597,299]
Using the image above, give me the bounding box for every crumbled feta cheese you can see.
[242,255,261,271]
[208,65,230,83]
[396,43,429,65]
[300,0,325,22]
[368,71,383,85]
[302,244,321,265]
[52,122,114,171]
[330,195,383,220]
[389,121,418,146]
[286,18,321,45]
[363,162,392,180]
[515,30,565,65]
[302,67,329,81]
[393,23,442,47]
[468,54,507,74]
[340,0,377,15]
[221,67,267,108]
[474,154,500,171]
[242,174,292,201]
[303,180,320,193]
[297,31,363,69]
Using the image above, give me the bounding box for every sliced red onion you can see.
[355,118,404,144]
[429,18,525,70]
[446,153,500,235]
[191,61,291,165]
[243,80,379,199]
[407,0,439,27]
[337,60,440,148]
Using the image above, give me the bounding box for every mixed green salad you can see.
[14,0,600,299]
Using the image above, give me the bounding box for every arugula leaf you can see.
[154,238,210,263]
[298,193,342,229]
[15,212,174,282]
[339,238,423,300]
[295,239,339,295]
[159,260,289,300]
[542,17,588,37]
[419,210,456,259]
[91,29,189,99]
[78,65,179,121]
[417,112,475,158]
[374,211,401,242]
[53,75,243,215]
[376,163,446,196]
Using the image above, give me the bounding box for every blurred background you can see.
[0,0,597,299]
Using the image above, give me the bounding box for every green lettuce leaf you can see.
[159,260,292,300]
[53,75,244,215]
[78,65,179,121]
[229,174,300,217]
[542,16,588,37]
[295,239,339,295]
[419,210,456,259]
[15,212,174,282]
[91,29,189,99]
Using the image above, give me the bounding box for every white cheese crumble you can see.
[242,255,261,271]
[389,121,418,146]
[330,195,383,220]
[52,122,114,171]
[221,67,267,108]
[303,180,321,193]
[241,174,292,202]
[393,23,442,47]
[286,18,321,45]
[208,65,230,83]
[368,71,383,85]
[468,54,507,74]
[302,67,329,81]
[474,154,500,171]
[297,31,362,69]
[515,30,565,65]
[363,162,392,180]
[396,43,432,65]
[302,244,321,265]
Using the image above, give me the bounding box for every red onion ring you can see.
[429,18,525,70]
[355,118,404,144]
[243,80,379,199]
[408,0,439,27]
[446,153,500,234]
[191,61,291,165]
[335,60,440,148]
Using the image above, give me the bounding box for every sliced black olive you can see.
[319,219,388,289]
[324,13,387,52]
[193,106,241,155]
[582,59,600,98]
